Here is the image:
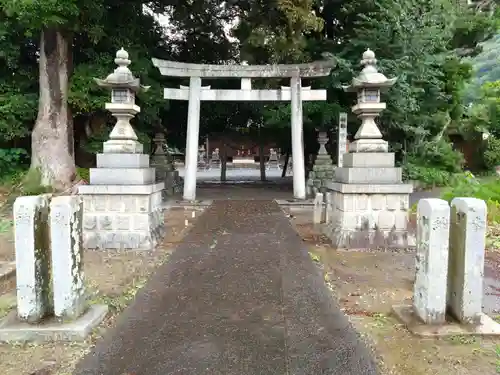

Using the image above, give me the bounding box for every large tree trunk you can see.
[30,27,76,190]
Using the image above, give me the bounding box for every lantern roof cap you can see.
[343,48,396,92]
[94,48,150,92]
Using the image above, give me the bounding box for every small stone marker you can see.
[325,192,333,223]
[13,195,51,323]
[337,112,348,167]
[313,192,324,224]
[50,196,86,320]
[448,198,487,324]
[413,198,450,324]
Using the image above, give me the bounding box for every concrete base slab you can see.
[163,200,213,210]
[0,261,15,282]
[275,199,314,207]
[0,304,108,343]
[392,304,500,337]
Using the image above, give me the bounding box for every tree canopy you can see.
[0,0,497,188]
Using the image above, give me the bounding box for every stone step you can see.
[89,168,155,185]
[342,152,395,168]
[335,167,402,184]
[96,154,150,168]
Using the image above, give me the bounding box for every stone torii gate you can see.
[152,59,335,201]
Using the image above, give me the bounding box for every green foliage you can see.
[0,0,494,178]
[413,139,464,173]
[77,167,90,181]
[403,165,454,187]
[441,175,500,223]
[20,168,53,196]
[0,148,28,181]
[0,92,37,140]
[402,138,465,186]
[82,124,152,156]
[484,136,500,170]
[402,138,465,187]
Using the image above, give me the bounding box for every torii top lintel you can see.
[151,58,336,78]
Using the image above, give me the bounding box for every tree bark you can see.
[30,27,76,190]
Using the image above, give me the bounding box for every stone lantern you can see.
[323,48,413,249]
[342,48,397,153]
[94,48,150,154]
[79,48,165,251]
[306,128,334,196]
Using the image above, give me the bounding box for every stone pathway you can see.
[74,200,378,375]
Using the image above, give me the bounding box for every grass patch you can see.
[88,276,148,314]
[0,294,16,318]
[496,345,500,373]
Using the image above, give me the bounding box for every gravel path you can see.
[74,200,378,375]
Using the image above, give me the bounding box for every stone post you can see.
[290,76,306,199]
[79,48,165,250]
[313,192,324,224]
[50,196,86,320]
[323,49,413,249]
[413,199,450,324]
[325,192,333,223]
[13,195,51,323]
[447,198,487,324]
[337,112,348,167]
[0,194,109,342]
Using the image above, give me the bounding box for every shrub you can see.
[441,174,500,223]
[403,164,453,187]
[77,167,90,182]
[484,136,500,171]
[20,168,53,196]
[0,148,28,183]
[410,139,464,173]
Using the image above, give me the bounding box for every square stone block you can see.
[90,168,155,185]
[102,140,143,154]
[342,152,395,168]
[323,187,413,250]
[96,153,150,168]
[335,167,402,184]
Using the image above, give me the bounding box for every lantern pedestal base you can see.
[78,183,165,251]
[79,146,166,250]
[323,147,413,250]
[349,138,388,153]
[322,182,414,250]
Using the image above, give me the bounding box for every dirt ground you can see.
[2,200,500,374]
[294,221,500,375]
[0,207,201,375]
